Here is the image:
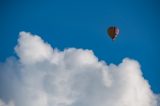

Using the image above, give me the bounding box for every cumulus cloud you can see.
[0,31,159,106]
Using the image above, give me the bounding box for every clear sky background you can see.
[0,0,160,93]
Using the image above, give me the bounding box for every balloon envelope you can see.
[107,26,119,40]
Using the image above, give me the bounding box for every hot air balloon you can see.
[107,26,119,40]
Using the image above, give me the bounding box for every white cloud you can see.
[0,31,159,106]
[0,99,14,106]
[15,31,54,65]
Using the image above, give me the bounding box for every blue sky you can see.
[0,0,160,93]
